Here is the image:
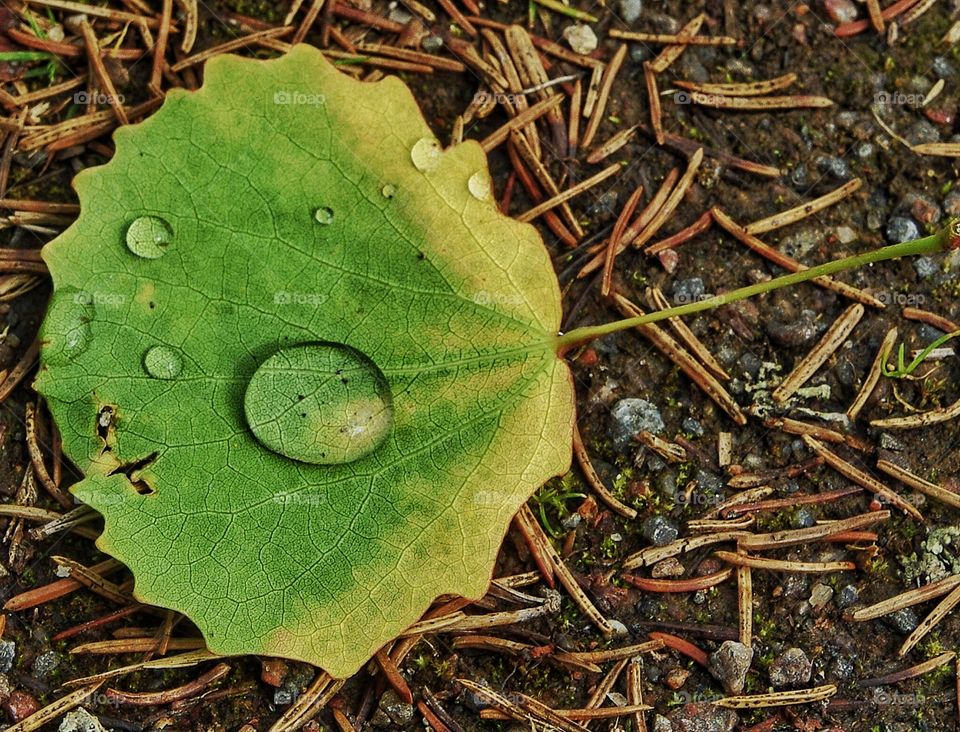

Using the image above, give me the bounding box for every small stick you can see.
[582,657,629,721]
[435,0,476,36]
[583,64,603,118]
[852,575,960,621]
[898,584,960,656]
[400,598,558,635]
[609,29,738,46]
[517,164,620,223]
[650,14,704,73]
[745,179,862,235]
[645,210,712,255]
[52,556,132,605]
[71,638,206,654]
[323,51,433,74]
[375,648,413,703]
[651,128,781,178]
[772,304,865,402]
[847,327,898,421]
[737,553,752,646]
[675,73,797,97]
[54,605,146,642]
[0,338,40,403]
[150,0,174,94]
[623,568,733,592]
[480,95,564,152]
[171,27,293,71]
[25,0,166,25]
[712,207,885,308]
[291,0,325,44]
[858,651,956,687]
[25,402,71,508]
[715,551,856,573]
[627,659,648,732]
[876,459,960,510]
[357,44,465,72]
[722,486,861,519]
[688,92,833,111]
[568,79,582,157]
[871,394,960,429]
[601,183,645,296]
[512,508,555,588]
[4,558,124,611]
[636,431,686,463]
[802,436,921,520]
[573,423,637,518]
[717,685,837,709]
[79,19,129,126]
[585,124,637,164]
[581,44,627,149]
[105,663,230,705]
[564,639,664,664]
[1,76,88,107]
[741,511,889,551]
[648,285,729,380]
[423,688,466,732]
[644,62,664,145]
[902,307,959,333]
[632,148,704,250]
[480,704,653,722]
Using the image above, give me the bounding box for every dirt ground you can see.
[1,0,960,730]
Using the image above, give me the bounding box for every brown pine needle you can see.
[902,307,959,333]
[25,402,71,509]
[52,556,132,605]
[645,210,713,255]
[851,575,960,621]
[268,671,342,732]
[898,584,960,656]
[105,663,231,705]
[150,0,174,94]
[171,27,293,72]
[717,684,837,709]
[714,551,856,574]
[292,0,325,45]
[876,459,960,510]
[871,393,960,429]
[481,95,564,152]
[847,327,898,421]
[79,19,129,126]
[648,285,729,380]
[740,511,890,551]
[517,163,620,223]
[627,659,648,732]
[632,148,704,250]
[5,558,124,611]
[585,123,637,164]
[737,556,752,646]
[859,651,956,687]
[572,423,637,518]
[866,0,885,32]
[624,530,751,569]
[675,73,797,97]
[624,568,733,592]
[772,304,864,402]
[480,703,653,721]
[688,92,833,110]
[564,639,664,664]
[636,430,687,463]
[745,179,862,235]
[650,14,704,73]
[911,142,960,157]
[581,43,627,149]
[644,61,664,145]
[459,679,589,732]
[802,436,922,520]
[609,28,738,46]
[25,0,167,26]
[601,183,645,296]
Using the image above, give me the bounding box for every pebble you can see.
[664,667,691,690]
[932,56,956,78]
[669,702,738,732]
[682,417,704,437]
[651,557,685,578]
[708,641,754,694]
[944,189,960,217]
[791,507,816,529]
[422,35,443,52]
[642,515,679,546]
[371,689,415,728]
[0,641,14,673]
[765,311,819,347]
[769,648,812,688]
[855,141,875,159]
[4,690,38,722]
[630,44,654,64]
[652,715,674,732]
[835,225,857,244]
[780,227,819,259]
[587,189,619,218]
[828,655,855,682]
[816,155,852,180]
[59,708,108,732]
[609,398,665,448]
[672,277,705,305]
[563,24,598,55]
[809,583,834,609]
[260,658,288,687]
[30,650,60,679]
[906,192,942,225]
[789,165,810,189]
[884,607,920,634]
[824,0,857,23]
[913,256,939,279]
[885,216,920,244]
[836,584,859,609]
[618,0,642,24]
[905,119,940,145]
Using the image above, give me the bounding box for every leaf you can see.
[36,45,574,677]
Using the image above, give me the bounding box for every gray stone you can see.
[817,155,852,180]
[0,641,14,673]
[810,583,834,609]
[824,0,857,23]
[652,714,674,732]
[836,584,859,609]
[905,119,940,146]
[30,650,60,679]
[885,607,920,634]
[709,641,754,694]
[682,417,704,437]
[372,689,414,727]
[932,56,956,77]
[769,648,812,688]
[642,515,678,546]
[914,256,939,279]
[669,703,738,732]
[609,398,664,448]
[885,216,920,244]
[618,0,642,24]
[672,277,705,305]
[59,708,108,732]
[791,507,816,529]
[944,189,960,217]
[422,35,443,52]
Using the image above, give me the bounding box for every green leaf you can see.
[36,45,574,677]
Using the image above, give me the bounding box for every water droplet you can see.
[126,216,173,259]
[410,137,441,172]
[314,206,334,225]
[143,345,183,380]
[42,288,93,365]
[381,183,397,199]
[468,171,491,201]
[244,342,394,465]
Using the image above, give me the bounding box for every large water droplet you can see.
[126,216,173,259]
[143,345,183,380]
[244,342,394,465]
[468,171,492,201]
[314,206,334,225]
[381,183,397,199]
[43,288,93,365]
[411,137,441,172]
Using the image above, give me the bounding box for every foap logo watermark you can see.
[672,292,724,308]
[870,689,933,707]
[874,90,925,107]
[273,90,326,106]
[272,492,324,507]
[74,90,125,106]
[72,290,125,307]
[473,90,524,106]
[473,291,525,306]
[874,291,926,307]
[274,291,328,306]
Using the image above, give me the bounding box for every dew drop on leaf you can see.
[143,345,183,380]
[467,171,491,201]
[314,206,334,225]
[381,183,397,199]
[126,216,173,259]
[410,137,441,172]
[244,342,394,465]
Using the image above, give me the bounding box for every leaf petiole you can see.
[554,219,960,353]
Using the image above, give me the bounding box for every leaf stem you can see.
[554,220,959,352]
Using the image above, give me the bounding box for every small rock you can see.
[664,667,691,690]
[885,607,920,634]
[914,256,939,279]
[59,707,108,732]
[880,433,906,451]
[780,227,819,259]
[371,689,414,728]
[905,119,940,146]
[651,557,685,578]
[791,507,816,529]
[630,44,654,64]
[30,650,60,679]
[642,515,679,546]
[682,417,704,437]
[765,311,819,347]
[652,714,674,732]
[709,641,753,694]
[885,216,920,244]
[260,658,288,687]
[944,189,960,217]
[835,225,857,244]
[828,655,855,682]
[855,141,875,159]
[789,165,810,189]
[816,155,852,180]
[824,0,857,23]
[563,24,597,55]
[669,702,738,732]
[609,398,665,448]
[836,584,859,609]
[809,583,834,609]
[5,690,38,722]
[932,56,956,77]
[906,192,942,225]
[672,277,705,305]
[608,618,629,636]
[0,641,15,673]
[587,189,619,218]
[421,35,443,52]
[769,648,812,688]
[618,0,642,24]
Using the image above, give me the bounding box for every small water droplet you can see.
[410,137,441,172]
[126,216,173,259]
[143,345,183,380]
[381,183,397,199]
[42,288,93,365]
[244,342,394,465]
[468,171,491,201]
[314,206,334,225]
